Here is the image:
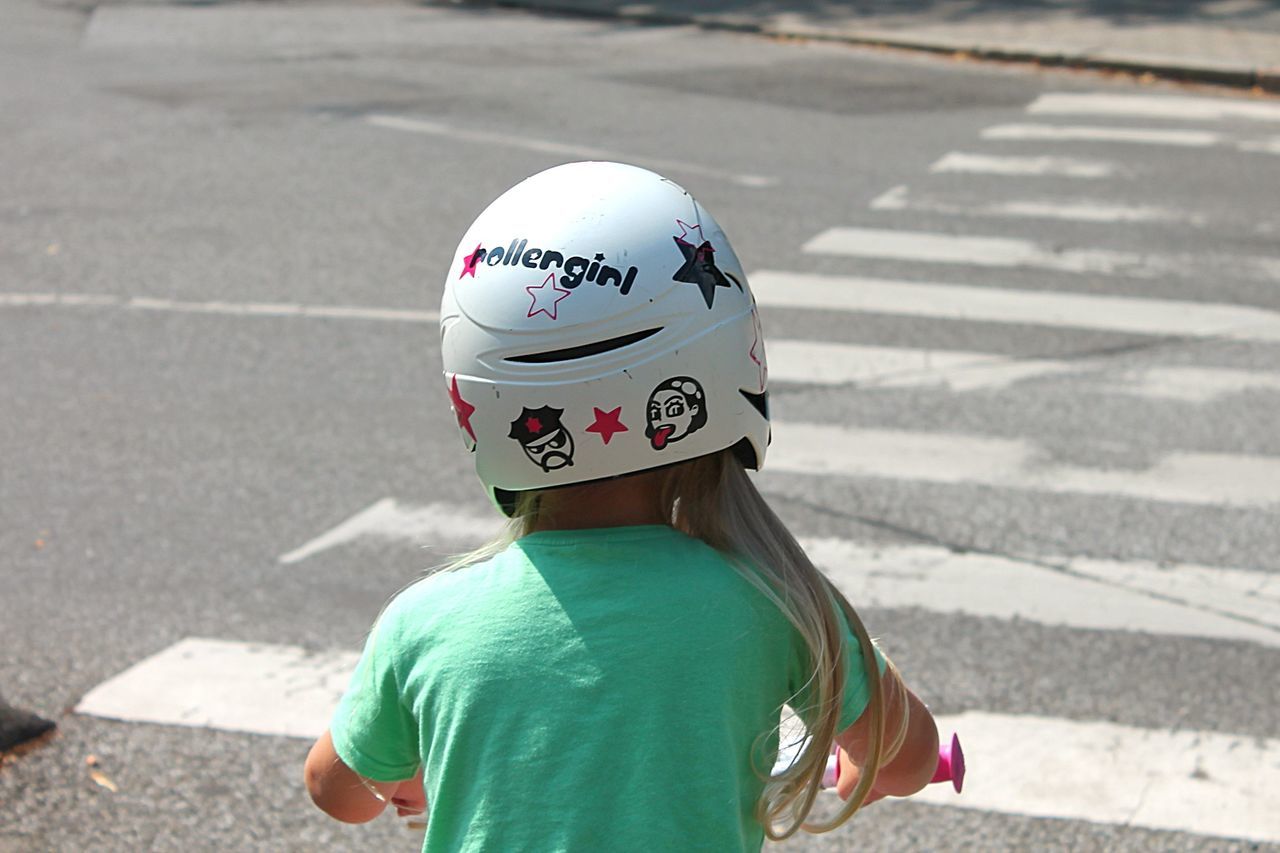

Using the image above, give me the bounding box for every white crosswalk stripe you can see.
[803,227,1280,282]
[72,639,1280,844]
[769,422,1280,508]
[929,151,1119,177]
[982,123,1222,146]
[805,227,1156,275]
[272,500,1280,647]
[767,339,1078,389]
[981,123,1280,155]
[752,271,1280,341]
[768,339,1280,399]
[77,638,356,740]
[870,184,1201,225]
[913,712,1280,845]
[1027,92,1280,123]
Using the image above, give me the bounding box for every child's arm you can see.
[833,667,939,802]
[304,729,412,824]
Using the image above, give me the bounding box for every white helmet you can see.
[440,162,769,513]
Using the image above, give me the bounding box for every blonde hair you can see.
[440,449,906,839]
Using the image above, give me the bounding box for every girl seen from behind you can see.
[305,161,940,850]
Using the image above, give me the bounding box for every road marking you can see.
[804,538,1280,645]
[0,293,121,308]
[74,639,1280,843]
[930,152,1118,177]
[128,297,441,322]
[770,421,1280,508]
[982,123,1221,146]
[750,271,1280,342]
[806,227,1150,276]
[365,114,777,188]
[1028,93,1280,123]
[278,500,1280,646]
[16,282,1280,349]
[982,124,1280,156]
[278,497,503,565]
[1102,366,1280,403]
[767,340,1073,389]
[1240,137,1280,155]
[0,292,440,323]
[767,340,1280,399]
[869,185,1198,225]
[916,711,1280,845]
[75,637,357,739]
[11,292,1280,399]
[803,227,1280,282]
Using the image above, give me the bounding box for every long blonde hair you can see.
[440,448,902,838]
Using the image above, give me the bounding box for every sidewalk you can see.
[464,0,1280,93]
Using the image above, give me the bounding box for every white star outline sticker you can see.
[526,272,571,320]
[674,219,705,246]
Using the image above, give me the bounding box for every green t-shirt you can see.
[330,524,883,852]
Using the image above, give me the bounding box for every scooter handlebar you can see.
[821,732,965,794]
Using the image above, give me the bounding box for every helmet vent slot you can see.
[740,389,768,419]
[505,328,664,364]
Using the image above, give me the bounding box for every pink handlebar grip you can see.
[822,732,964,793]
[930,733,965,793]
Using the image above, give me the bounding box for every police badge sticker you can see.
[509,405,575,472]
[645,377,707,450]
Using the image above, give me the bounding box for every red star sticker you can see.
[524,416,543,434]
[459,244,483,279]
[446,375,476,443]
[585,406,628,445]
[526,273,571,320]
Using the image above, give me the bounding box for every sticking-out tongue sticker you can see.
[645,377,707,451]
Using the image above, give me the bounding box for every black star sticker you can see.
[672,237,733,309]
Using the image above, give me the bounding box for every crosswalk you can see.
[67,90,1280,847]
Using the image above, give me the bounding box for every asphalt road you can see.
[2,1,1278,850]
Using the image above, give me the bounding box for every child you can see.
[304,162,939,850]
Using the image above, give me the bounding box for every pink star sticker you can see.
[459,244,483,279]
[585,406,628,445]
[526,273,571,320]
[446,374,476,443]
[748,308,767,390]
[674,219,705,246]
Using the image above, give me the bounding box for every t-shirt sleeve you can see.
[329,598,421,783]
[789,600,888,732]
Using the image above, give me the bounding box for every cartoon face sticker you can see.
[645,377,707,450]
[509,406,575,472]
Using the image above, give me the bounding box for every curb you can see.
[466,0,1280,94]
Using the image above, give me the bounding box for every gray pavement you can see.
[461,0,1280,91]
[3,0,1279,849]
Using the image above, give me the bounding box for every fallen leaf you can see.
[85,755,99,767]
[89,770,118,792]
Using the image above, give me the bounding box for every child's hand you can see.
[391,768,426,819]
[834,747,886,805]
